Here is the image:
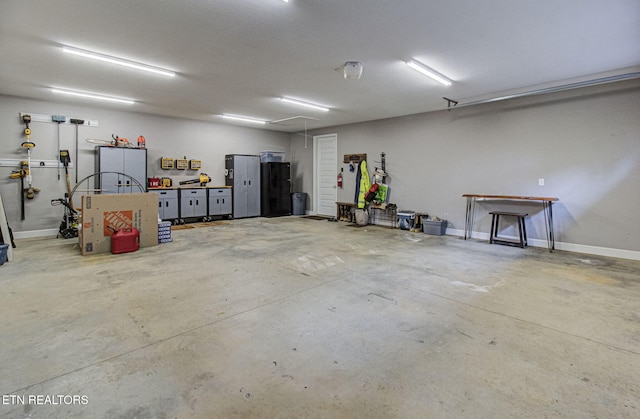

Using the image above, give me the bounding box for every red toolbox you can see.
[111,228,140,254]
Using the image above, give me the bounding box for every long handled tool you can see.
[59,150,74,210]
[52,115,66,180]
[9,162,29,220]
[20,114,40,200]
[70,119,84,183]
[11,115,40,220]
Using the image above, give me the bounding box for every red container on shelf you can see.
[148,177,160,188]
[111,228,140,254]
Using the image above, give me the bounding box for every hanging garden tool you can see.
[9,115,39,220]
[52,115,66,180]
[9,162,29,221]
[20,114,40,199]
[70,118,84,183]
[59,150,74,210]
[50,150,77,239]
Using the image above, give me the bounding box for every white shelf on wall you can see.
[19,112,99,127]
[0,158,74,168]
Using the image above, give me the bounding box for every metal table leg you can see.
[543,201,555,252]
[464,197,476,240]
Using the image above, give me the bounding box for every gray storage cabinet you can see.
[208,188,232,217]
[153,189,179,221]
[95,146,147,193]
[225,155,260,218]
[179,188,207,221]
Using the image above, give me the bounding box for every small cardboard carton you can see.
[80,192,158,255]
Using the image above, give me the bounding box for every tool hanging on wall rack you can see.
[9,161,29,221]
[52,115,66,180]
[59,150,74,210]
[373,151,387,183]
[21,114,37,197]
[9,115,40,220]
[15,115,41,215]
[70,119,84,183]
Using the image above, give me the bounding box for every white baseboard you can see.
[552,242,640,261]
[446,228,640,261]
[13,228,59,239]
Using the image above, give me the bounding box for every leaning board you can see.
[0,193,12,261]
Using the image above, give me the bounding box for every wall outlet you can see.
[538,178,545,186]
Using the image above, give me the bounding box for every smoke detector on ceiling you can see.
[343,61,363,80]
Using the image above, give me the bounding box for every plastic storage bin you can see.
[0,243,8,265]
[397,211,416,230]
[423,220,448,236]
[260,151,285,163]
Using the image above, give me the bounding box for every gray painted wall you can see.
[3,79,639,257]
[0,95,289,233]
[291,80,640,255]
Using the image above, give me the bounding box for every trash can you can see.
[0,243,8,266]
[292,192,308,215]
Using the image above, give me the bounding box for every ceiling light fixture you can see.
[51,88,135,104]
[62,46,175,77]
[406,59,452,86]
[221,114,267,124]
[280,97,329,112]
[343,62,363,80]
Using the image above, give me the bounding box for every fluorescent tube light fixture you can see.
[62,46,175,77]
[280,97,329,112]
[221,114,267,124]
[406,60,452,86]
[52,88,135,104]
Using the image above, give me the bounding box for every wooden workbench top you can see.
[462,194,558,202]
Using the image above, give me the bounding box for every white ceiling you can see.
[1,0,639,132]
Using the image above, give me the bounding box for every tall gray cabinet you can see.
[95,146,147,193]
[225,154,260,218]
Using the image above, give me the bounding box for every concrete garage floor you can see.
[1,216,639,418]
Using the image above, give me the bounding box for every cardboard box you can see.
[80,193,159,255]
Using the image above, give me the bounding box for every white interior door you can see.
[314,133,337,217]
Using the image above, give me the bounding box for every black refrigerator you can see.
[260,162,291,217]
